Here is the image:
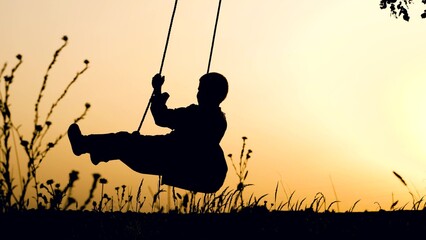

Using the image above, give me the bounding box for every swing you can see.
[136,0,226,193]
[68,1,227,193]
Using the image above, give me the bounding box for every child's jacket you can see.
[150,93,228,193]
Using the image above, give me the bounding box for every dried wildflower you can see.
[84,59,89,64]
[35,125,43,132]
[46,179,54,185]
[55,183,60,188]
[47,142,54,148]
[99,178,108,184]
[246,149,252,159]
[45,121,52,126]
[93,173,101,180]
[69,170,79,182]
[62,35,68,41]
[20,140,29,147]
[16,54,22,60]
[85,103,91,109]
[242,136,247,140]
[4,76,12,83]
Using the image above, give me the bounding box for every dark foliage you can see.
[380,0,426,21]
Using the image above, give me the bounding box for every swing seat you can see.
[162,145,228,193]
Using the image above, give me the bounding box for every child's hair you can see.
[199,72,228,104]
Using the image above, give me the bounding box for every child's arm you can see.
[150,74,197,131]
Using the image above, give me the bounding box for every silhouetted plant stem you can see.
[52,171,78,210]
[80,173,100,211]
[98,178,107,212]
[151,176,165,212]
[0,55,22,210]
[33,36,68,134]
[135,178,145,212]
[44,60,89,125]
[228,136,252,211]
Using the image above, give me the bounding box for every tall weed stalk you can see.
[228,136,253,210]
[0,36,90,211]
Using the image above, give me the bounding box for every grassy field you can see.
[2,209,426,239]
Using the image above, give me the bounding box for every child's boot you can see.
[68,123,101,165]
[68,123,88,156]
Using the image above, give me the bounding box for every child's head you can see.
[197,72,228,107]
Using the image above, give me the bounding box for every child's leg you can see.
[84,131,133,165]
[68,123,130,165]
[68,124,170,175]
[118,134,172,175]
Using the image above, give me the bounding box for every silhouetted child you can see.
[68,72,228,193]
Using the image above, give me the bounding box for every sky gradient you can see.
[2,0,426,212]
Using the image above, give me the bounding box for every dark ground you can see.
[1,209,426,239]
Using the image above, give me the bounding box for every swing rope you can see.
[207,0,222,74]
[137,0,223,132]
[159,0,179,76]
[137,0,179,132]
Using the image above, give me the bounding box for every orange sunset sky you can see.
[2,0,426,212]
